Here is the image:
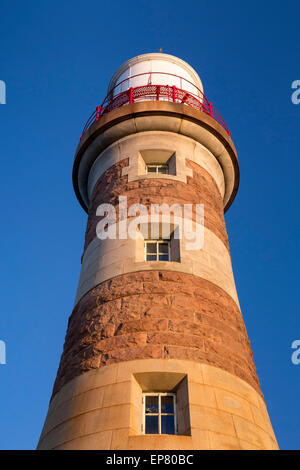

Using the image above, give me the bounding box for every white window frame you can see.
[146,163,169,174]
[142,392,177,435]
[144,240,170,262]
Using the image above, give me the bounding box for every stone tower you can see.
[37,53,278,450]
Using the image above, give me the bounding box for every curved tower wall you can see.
[37,54,278,450]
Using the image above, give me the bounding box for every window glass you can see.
[159,242,169,253]
[146,164,168,174]
[161,395,174,414]
[145,241,170,262]
[161,415,175,435]
[145,395,159,414]
[147,166,157,173]
[146,242,157,254]
[145,415,159,434]
[143,394,176,435]
[146,254,157,261]
[158,165,168,174]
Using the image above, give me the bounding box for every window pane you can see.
[145,415,159,434]
[161,415,175,434]
[159,243,169,253]
[146,254,157,261]
[147,166,156,173]
[146,243,157,254]
[145,395,159,413]
[161,395,174,414]
[158,166,168,174]
[159,254,169,261]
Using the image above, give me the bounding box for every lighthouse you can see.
[37,53,278,450]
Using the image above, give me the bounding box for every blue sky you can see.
[0,0,299,450]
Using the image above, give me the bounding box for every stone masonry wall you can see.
[83,159,229,253]
[52,271,260,399]
[51,155,261,402]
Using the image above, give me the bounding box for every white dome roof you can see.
[107,53,203,98]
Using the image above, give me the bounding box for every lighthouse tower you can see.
[37,53,278,450]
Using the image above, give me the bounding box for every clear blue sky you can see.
[0,0,299,450]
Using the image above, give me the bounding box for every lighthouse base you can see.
[37,359,278,450]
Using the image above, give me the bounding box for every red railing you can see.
[80,72,230,138]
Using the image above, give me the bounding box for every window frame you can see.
[146,163,169,174]
[144,240,170,262]
[142,392,177,435]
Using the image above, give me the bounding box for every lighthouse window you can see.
[146,163,169,174]
[143,393,176,435]
[144,240,170,261]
